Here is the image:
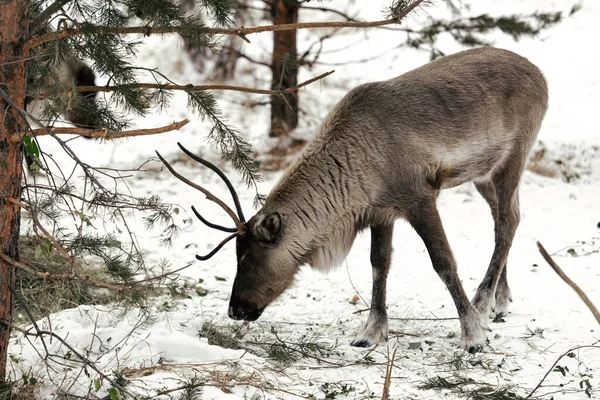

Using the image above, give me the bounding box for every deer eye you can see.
[240,256,249,268]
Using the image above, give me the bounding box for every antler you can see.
[177,142,246,223]
[195,232,238,261]
[155,147,246,261]
[191,205,237,233]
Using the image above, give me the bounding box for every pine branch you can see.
[23,0,427,55]
[73,70,334,95]
[1,254,125,292]
[15,119,189,140]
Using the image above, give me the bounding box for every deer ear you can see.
[255,212,282,243]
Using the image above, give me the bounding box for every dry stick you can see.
[525,345,600,399]
[381,346,397,400]
[23,0,428,56]
[14,118,189,140]
[129,262,193,286]
[389,330,423,338]
[537,241,600,325]
[5,197,73,262]
[362,343,379,363]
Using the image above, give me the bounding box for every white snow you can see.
[8,0,600,399]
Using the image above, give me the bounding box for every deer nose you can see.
[228,297,263,321]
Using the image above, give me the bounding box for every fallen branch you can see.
[537,241,600,325]
[2,253,194,293]
[0,254,125,292]
[382,346,398,400]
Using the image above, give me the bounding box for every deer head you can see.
[156,143,298,322]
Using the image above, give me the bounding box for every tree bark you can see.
[270,0,299,138]
[0,0,28,380]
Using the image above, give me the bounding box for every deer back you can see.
[261,47,548,269]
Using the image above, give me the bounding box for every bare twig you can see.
[14,119,189,140]
[389,330,423,338]
[525,344,600,399]
[5,197,73,262]
[537,241,600,325]
[129,262,193,286]
[2,295,135,399]
[382,346,397,400]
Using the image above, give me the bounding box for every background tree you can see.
[270,0,300,138]
[187,0,578,141]
[0,0,28,377]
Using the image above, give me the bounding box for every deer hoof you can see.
[468,344,484,354]
[350,339,371,348]
[460,308,489,352]
[494,288,512,319]
[351,318,388,348]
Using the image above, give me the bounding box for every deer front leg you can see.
[407,198,490,353]
[350,223,394,347]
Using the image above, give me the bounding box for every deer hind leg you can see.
[406,196,489,353]
[494,266,512,318]
[351,223,394,347]
[474,180,509,319]
[472,156,523,321]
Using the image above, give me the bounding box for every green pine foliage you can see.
[26,0,259,187]
[19,0,265,308]
[401,5,578,59]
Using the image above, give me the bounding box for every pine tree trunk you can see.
[270,0,299,138]
[0,0,28,380]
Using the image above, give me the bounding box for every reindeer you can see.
[157,47,548,353]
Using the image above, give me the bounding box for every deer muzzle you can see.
[228,297,264,321]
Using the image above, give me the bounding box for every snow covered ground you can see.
[8,0,600,398]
